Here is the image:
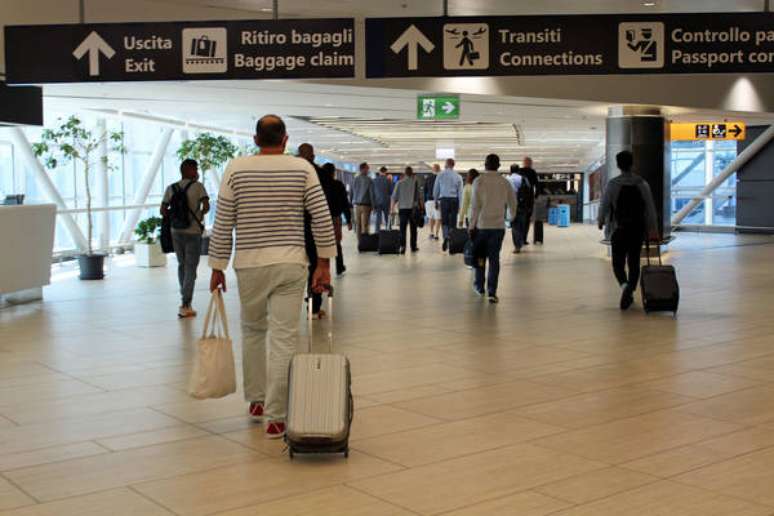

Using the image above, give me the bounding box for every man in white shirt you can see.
[209,115,336,439]
[469,154,518,304]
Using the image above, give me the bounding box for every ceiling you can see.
[150,0,767,18]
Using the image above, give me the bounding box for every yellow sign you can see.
[670,122,746,141]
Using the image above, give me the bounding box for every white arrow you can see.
[72,31,115,77]
[390,25,434,71]
[442,101,456,115]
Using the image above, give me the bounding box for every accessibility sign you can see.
[4,18,355,83]
[417,94,460,120]
[670,122,746,141]
[366,13,774,78]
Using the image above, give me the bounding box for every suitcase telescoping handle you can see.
[307,284,334,354]
[644,239,663,266]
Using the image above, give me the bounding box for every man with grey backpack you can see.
[598,150,658,311]
[161,159,209,318]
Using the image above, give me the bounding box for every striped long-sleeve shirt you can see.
[208,154,337,271]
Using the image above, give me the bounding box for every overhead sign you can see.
[671,122,746,141]
[366,13,774,78]
[417,94,460,120]
[4,18,355,83]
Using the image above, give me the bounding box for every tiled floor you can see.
[0,225,773,515]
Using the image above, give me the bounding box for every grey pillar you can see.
[605,106,671,239]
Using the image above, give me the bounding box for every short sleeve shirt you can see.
[162,179,209,234]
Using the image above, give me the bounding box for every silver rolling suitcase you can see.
[286,286,353,459]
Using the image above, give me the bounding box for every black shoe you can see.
[442,239,449,251]
[336,266,346,276]
[411,247,419,253]
[620,287,634,311]
[399,247,406,255]
[523,242,530,246]
[488,295,499,304]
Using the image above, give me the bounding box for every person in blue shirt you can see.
[373,166,393,231]
[433,158,464,251]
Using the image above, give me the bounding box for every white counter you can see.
[0,204,56,295]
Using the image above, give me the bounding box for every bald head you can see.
[523,156,533,169]
[298,143,314,163]
[255,114,287,149]
[432,164,441,174]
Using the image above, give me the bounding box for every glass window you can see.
[0,141,14,196]
[712,140,737,226]
[670,141,705,225]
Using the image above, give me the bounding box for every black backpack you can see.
[517,177,534,213]
[614,183,646,230]
[169,182,201,230]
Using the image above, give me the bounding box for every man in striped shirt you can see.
[209,114,336,439]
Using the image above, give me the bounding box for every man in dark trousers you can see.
[597,150,659,311]
[520,156,540,245]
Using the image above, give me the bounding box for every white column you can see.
[118,128,174,243]
[8,127,89,252]
[97,118,110,250]
[673,125,774,226]
[703,140,713,226]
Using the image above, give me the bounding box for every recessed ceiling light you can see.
[643,1,656,6]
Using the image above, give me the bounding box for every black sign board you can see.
[5,18,354,84]
[0,83,43,126]
[366,13,774,78]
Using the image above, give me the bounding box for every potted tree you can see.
[134,216,167,268]
[33,116,124,280]
[176,133,238,255]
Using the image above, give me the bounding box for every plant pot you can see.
[200,234,210,256]
[78,254,106,280]
[134,242,167,268]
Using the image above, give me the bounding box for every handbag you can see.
[188,290,237,399]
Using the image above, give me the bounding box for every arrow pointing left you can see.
[72,31,115,77]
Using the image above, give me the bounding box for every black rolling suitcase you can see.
[378,230,401,255]
[448,228,469,255]
[533,221,544,244]
[640,243,679,315]
[358,233,379,253]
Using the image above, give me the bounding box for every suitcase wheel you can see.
[344,448,349,458]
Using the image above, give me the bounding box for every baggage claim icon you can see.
[618,22,665,69]
[443,23,489,70]
[182,28,228,73]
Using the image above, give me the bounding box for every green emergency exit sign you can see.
[417,95,460,120]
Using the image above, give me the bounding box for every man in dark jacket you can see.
[521,157,540,245]
[299,145,351,315]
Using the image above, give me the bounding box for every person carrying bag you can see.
[188,289,236,399]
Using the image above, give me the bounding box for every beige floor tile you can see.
[0,380,103,405]
[550,480,772,516]
[676,385,774,425]
[219,428,293,458]
[394,380,575,421]
[442,490,571,516]
[0,478,34,511]
[0,488,172,516]
[5,436,258,502]
[0,408,180,455]
[363,384,454,404]
[441,347,595,375]
[534,467,659,504]
[676,445,774,506]
[213,485,414,516]
[151,396,251,423]
[133,452,402,516]
[350,405,441,441]
[196,416,255,435]
[0,386,191,426]
[352,409,563,467]
[351,364,482,397]
[517,385,696,429]
[348,444,606,515]
[529,363,675,393]
[0,442,107,472]
[95,425,210,451]
[533,409,741,464]
[636,371,761,399]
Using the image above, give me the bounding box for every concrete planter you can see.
[135,242,167,268]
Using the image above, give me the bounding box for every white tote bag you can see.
[188,290,237,399]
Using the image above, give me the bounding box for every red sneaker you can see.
[248,401,264,420]
[265,421,285,439]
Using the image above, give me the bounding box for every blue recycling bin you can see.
[548,207,559,226]
[558,204,571,228]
